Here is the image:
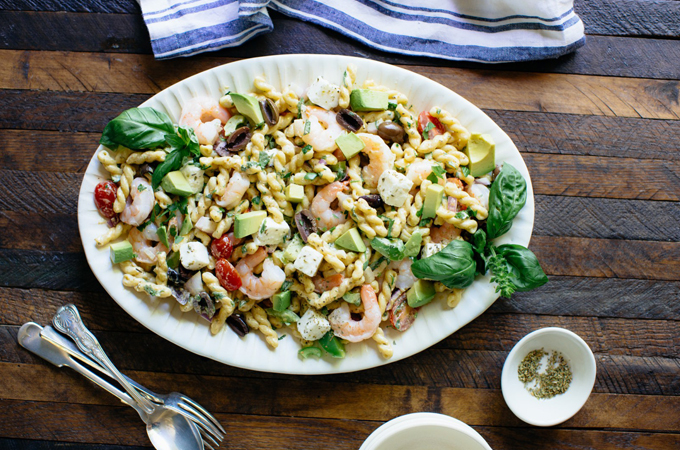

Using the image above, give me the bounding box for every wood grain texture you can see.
[0,249,99,291]
[2,50,679,119]
[0,439,148,450]
[575,0,680,37]
[1,361,679,429]
[532,236,680,281]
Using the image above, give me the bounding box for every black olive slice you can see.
[260,98,279,126]
[377,121,405,144]
[294,210,318,242]
[336,108,363,132]
[227,314,249,337]
[226,126,252,152]
[359,194,383,209]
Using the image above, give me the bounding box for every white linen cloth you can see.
[139,0,585,62]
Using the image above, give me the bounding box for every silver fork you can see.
[41,314,225,447]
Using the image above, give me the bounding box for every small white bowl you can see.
[501,327,596,427]
[359,412,492,450]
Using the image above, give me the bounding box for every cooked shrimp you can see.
[430,197,461,244]
[357,133,395,187]
[466,183,490,210]
[121,177,154,226]
[235,247,285,300]
[128,227,168,265]
[310,181,349,230]
[215,172,250,209]
[389,258,418,291]
[301,106,345,152]
[313,273,344,293]
[328,284,381,343]
[179,96,231,145]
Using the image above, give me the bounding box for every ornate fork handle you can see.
[53,304,156,414]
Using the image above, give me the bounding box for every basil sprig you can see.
[369,231,423,262]
[412,164,547,297]
[100,107,175,149]
[486,163,527,240]
[151,125,200,189]
[411,240,476,289]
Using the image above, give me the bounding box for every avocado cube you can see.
[283,234,305,263]
[230,93,264,125]
[156,225,170,248]
[272,291,292,312]
[110,240,134,264]
[334,228,366,253]
[342,291,361,306]
[349,89,389,111]
[223,114,247,136]
[407,279,436,308]
[464,133,496,177]
[166,251,180,269]
[234,211,267,238]
[422,184,444,219]
[161,171,194,197]
[285,183,305,203]
[179,216,193,236]
[403,229,424,258]
[335,132,365,160]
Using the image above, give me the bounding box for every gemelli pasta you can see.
[93,66,501,360]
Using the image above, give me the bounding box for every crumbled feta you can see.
[293,245,324,277]
[180,242,210,270]
[253,217,290,247]
[422,242,444,259]
[297,308,331,341]
[378,169,413,207]
[306,77,340,110]
[180,164,205,194]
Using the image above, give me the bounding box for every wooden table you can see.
[1,1,679,449]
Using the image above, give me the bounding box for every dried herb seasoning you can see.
[518,348,573,399]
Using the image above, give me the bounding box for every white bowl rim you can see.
[501,327,597,427]
[359,412,492,450]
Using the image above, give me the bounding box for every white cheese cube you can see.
[180,164,205,194]
[306,76,340,110]
[293,245,324,277]
[378,169,413,207]
[297,308,331,341]
[180,242,211,270]
[253,217,290,247]
[421,242,444,259]
[195,216,217,234]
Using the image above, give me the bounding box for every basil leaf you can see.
[487,163,527,240]
[472,229,486,255]
[370,237,405,261]
[152,148,187,189]
[100,107,174,149]
[496,244,548,291]
[411,240,476,289]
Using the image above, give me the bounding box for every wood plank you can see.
[488,110,680,161]
[0,439,148,450]
[3,322,679,396]
[496,276,680,320]
[0,211,80,252]
[0,249,99,291]
[525,153,680,201]
[534,196,680,242]
[479,427,680,450]
[0,171,81,215]
[532,236,680,281]
[1,362,679,431]
[2,10,680,80]
[0,130,99,173]
[2,51,680,119]
[575,0,680,37]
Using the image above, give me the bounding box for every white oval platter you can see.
[78,54,534,374]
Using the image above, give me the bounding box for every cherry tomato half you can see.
[94,180,118,219]
[210,234,234,260]
[215,258,242,291]
[417,111,445,140]
[389,293,418,332]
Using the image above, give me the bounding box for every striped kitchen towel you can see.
[139,0,585,62]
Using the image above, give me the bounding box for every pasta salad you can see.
[93,65,547,360]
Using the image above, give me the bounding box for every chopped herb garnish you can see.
[137,184,147,192]
[422,122,435,140]
[297,98,304,119]
[461,166,471,177]
[252,196,261,205]
[369,256,387,271]
[302,144,312,154]
[259,151,271,169]
[303,120,311,135]
[304,172,319,181]
[260,219,267,234]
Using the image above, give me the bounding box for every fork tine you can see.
[200,426,220,448]
[179,395,226,434]
[203,438,216,450]
[175,405,224,442]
